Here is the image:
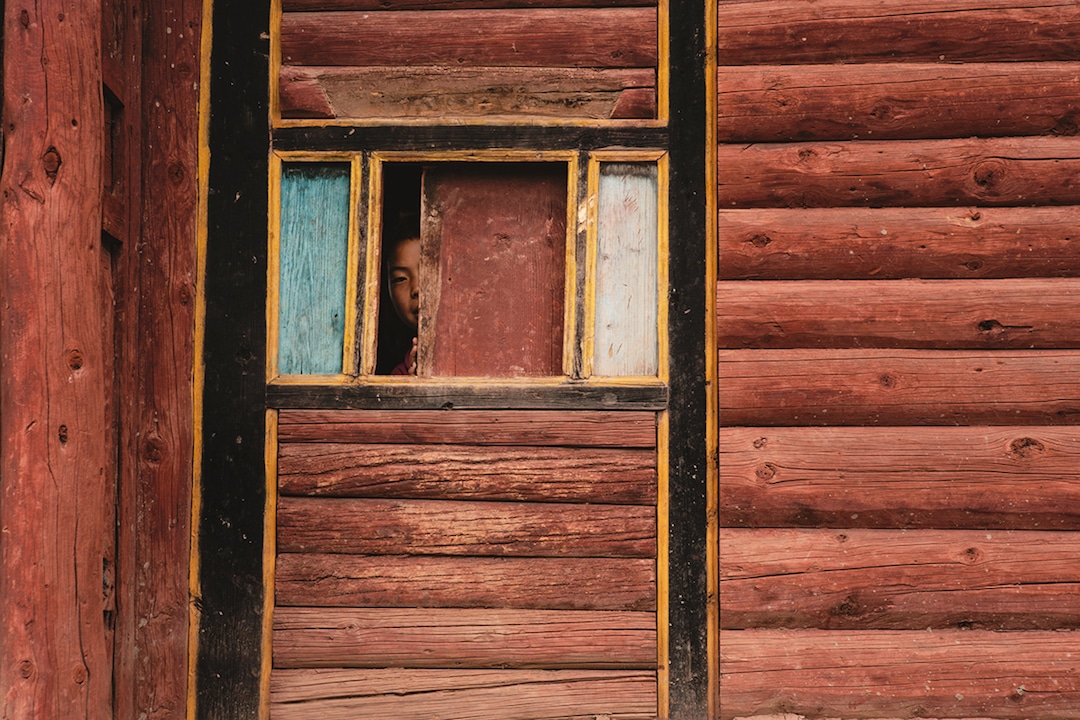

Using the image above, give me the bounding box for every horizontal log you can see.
[719,349,1080,425]
[285,0,656,9]
[716,0,1080,65]
[718,207,1080,280]
[272,667,655,720]
[716,137,1080,208]
[720,628,1080,719]
[279,65,656,120]
[275,554,655,610]
[717,63,1080,142]
[278,443,656,503]
[281,9,657,68]
[721,528,1080,630]
[720,426,1080,529]
[273,607,657,669]
[717,279,1080,349]
[277,409,657,447]
[270,668,657,720]
[277,497,656,557]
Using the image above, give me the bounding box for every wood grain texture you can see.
[0,1,113,716]
[273,607,657,668]
[721,528,1080,630]
[716,0,1080,65]
[277,497,656,556]
[422,164,566,377]
[718,207,1080,280]
[276,554,656,610]
[279,66,656,120]
[281,8,657,68]
[271,668,656,720]
[717,278,1080,349]
[716,137,1080,208]
[594,164,659,376]
[277,409,658,447]
[278,163,351,375]
[719,629,1080,719]
[278,442,657,503]
[719,349,1080,425]
[717,63,1080,143]
[720,426,1080,529]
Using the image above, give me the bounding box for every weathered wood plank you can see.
[719,629,1080,719]
[0,1,113,716]
[278,443,657,503]
[721,528,1080,630]
[594,163,659,376]
[279,66,656,120]
[717,279,1080,349]
[277,163,351,375]
[285,0,656,9]
[422,164,566,377]
[718,207,1080,280]
[277,497,656,556]
[719,349,1080,425]
[281,9,657,68]
[274,608,657,669]
[718,63,1080,143]
[720,426,1080,529]
[716,0,1080,65]
[277,409,658,447]
[276,554,656,610]
[271,668,657,720]
[717,137,1080,208]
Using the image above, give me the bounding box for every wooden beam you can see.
[720,629,1080,719]
[718,207,1080,280]
[719,349,1080,425]
[721,528,1080,629]
[720,426,1080,529]
[273,608,657,669]
[717,137,1080,208]
[278,442,657,503]
[717,278,1080,349]
[716,0,1080,65]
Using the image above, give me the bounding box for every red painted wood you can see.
[277,409,658,447]
[0,1,113,715]
[422,163,567,376]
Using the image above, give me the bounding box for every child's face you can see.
[388,236,420,330]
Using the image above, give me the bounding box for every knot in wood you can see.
[879,373,897,388]
[67,348,84,371]
[972,160,1006,193]
[748,233,772,248]
[755,463,776,481]
[1008,437,1045,460]
[752,436,768,449]
[18,660,33,679]
[71,663,87,685]
[960,546,982,564]
[58,425,69,444]
[42,146,61,183]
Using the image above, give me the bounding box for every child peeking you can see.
[386,230,420,375]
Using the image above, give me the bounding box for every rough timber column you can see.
[0,1,113,717]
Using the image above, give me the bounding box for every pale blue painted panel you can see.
[279,163,351,375]
[594,163,658,376]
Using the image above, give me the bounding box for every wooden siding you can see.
[272,409,658,716]
[716,1,1080,718]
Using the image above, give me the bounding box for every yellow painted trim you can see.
[187,0,214,716]
[562,154,579,377]
[658,0,670,124]
[269,0,282,126]
[656,410,671,717]
[260,410,279,720]
[266,154,283,381]
[581,157,600,378]
[360,155,383,376]
[341,157,363,375]
[274,116,668,131]
[656,153,671,386]
[705,0,720,716]
[373,149,578,164]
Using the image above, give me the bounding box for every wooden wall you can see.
[270,409,659,718]
[716,0,1080,717]
[276,0,658,121]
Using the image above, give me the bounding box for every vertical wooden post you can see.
[0,2,113,717]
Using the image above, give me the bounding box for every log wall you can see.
[716,1,1080,717]
[271,409,659,717]
[275,1,659,121]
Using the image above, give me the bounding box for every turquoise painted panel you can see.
[278,163,351,375]
[594,163,658,376]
